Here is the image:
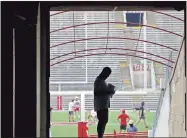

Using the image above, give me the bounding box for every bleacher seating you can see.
[50,11,183,91]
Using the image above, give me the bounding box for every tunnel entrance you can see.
[2,2,186,138]
[49,9,184,137]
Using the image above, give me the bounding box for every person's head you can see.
[141,101,145,106]
[122,109,126,114]
[71,99,74,102]
[129,120,134,127]
[98,67,112,80]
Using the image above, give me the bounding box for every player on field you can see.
[74,96,81,120]
[68,100,75,122]
[88,109,97,123]
[135,101,148,128]
[117,109,130,133]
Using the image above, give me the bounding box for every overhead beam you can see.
[49,1,185,11]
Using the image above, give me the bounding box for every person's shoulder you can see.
[94,77,99,82]
[118,114,122,117]
[133,126,137,129]
[135,126,138,131]
[94,77,100,85]
[96,76,105,82]
[123,114,128,118]
[127,128,130,132]
[121,114,127,117]
[94,77,105,86]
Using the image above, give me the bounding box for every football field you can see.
[51,110,155,137]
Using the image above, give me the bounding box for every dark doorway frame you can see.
[1,1,186,137]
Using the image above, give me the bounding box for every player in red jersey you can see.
[117,109,130,133]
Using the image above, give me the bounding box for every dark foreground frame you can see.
[1,1,186,137]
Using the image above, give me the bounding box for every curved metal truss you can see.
[51,52,173,68]
[51,48,175,63]
[50,37,178,51]
[50,10,184,68]
[50,10,184,22]
[50,22,182,37]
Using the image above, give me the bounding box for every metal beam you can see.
[51,52,173,68]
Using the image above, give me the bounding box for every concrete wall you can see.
[168,36,186,137]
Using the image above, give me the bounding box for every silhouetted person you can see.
[94,67,116,138]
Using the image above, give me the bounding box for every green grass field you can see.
[51,111,155,137]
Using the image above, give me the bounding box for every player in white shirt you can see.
[88,110,97,123]
[68,100,75,122]
[73,96,81,120]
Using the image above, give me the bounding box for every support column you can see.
[129,57,135,90]
[84,12,88,83]
[13,28,15,137]
[151,61,156,91]
[36,4,41,137]
[36,3,50,137]
[1,2,13,137]
[185,4,187,135]
[14,13,37,137]
[81,92,85,122]
[143,11,147,92]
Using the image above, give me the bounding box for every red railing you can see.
[50,21,182,37]
[50,37,178,52]
[50,10,184,22]
[50,48,174,63]
[49,10,182,67]
[50,52,173,68]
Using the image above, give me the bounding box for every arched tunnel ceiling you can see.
[49,10,184,90]
[3,1,185,91]
[50,11,183,66]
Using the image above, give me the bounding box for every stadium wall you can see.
[168,35,186,137]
